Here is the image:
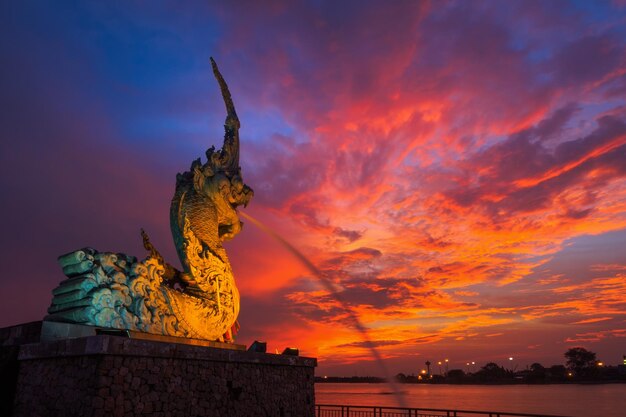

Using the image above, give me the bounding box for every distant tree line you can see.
[398,347,626,384]
[316,347,626,384]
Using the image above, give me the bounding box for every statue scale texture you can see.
[46,58,253,343]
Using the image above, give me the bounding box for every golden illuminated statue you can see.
[46,58,253,342]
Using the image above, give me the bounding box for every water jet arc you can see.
[239,211,408,408]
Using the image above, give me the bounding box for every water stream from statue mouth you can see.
[239,211,408,408]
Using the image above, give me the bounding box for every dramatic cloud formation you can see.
[1,1,625,376]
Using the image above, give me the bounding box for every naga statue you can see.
[46,58,253,343]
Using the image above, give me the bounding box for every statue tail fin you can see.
[46,249,139,329]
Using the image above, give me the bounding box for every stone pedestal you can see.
[1,322,316,417]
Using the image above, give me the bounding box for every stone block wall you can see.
[2,323,316,417]
[0,345,20,417]
[0,321,43,346]
[1,321,43,416]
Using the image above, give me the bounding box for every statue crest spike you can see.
[210,57,240,174]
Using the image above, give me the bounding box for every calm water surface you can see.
[315,383,626,417]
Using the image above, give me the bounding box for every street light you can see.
[508,357,515,372]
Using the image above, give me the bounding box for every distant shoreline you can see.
[315,377,626,385]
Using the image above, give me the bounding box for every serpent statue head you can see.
[171,57,254,272]
[190,144,253,242]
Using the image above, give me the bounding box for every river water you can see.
[315,383,626,417]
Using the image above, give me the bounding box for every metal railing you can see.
[315,404,572,417]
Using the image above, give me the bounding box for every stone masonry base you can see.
[1,322,316,417]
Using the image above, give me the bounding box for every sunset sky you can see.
[1,1,626,376]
